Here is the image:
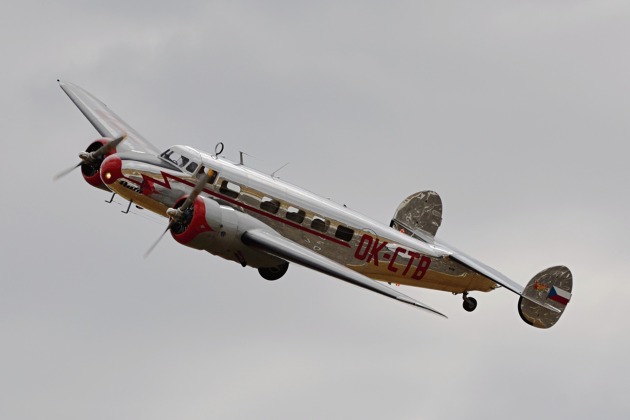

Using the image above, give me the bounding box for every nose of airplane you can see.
[100,154,123,185]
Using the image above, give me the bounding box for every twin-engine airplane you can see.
[56,81,573,328]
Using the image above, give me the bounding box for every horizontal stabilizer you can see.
[518,266,572,329]
[391,190,442,239]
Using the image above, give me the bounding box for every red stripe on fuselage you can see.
[121,169,352,248]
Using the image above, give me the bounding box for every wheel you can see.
[463,297,477,312]
[258,262,289,281]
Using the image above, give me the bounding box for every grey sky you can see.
[1,1,629,419]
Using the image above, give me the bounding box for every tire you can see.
[463,297,477,312]
[258,262,289,281]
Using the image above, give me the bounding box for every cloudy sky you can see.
[1,1,629,419]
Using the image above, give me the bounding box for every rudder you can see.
[390,190,442,237]
[519,266,573,329]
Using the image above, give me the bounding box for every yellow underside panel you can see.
[352,263,498,293]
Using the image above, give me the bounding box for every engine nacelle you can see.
[170,196,286,269]
[81,139,118,191]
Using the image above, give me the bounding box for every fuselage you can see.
[101,145,498,294]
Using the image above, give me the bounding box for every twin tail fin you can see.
[518,266,572,329]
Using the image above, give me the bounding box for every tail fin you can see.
[391,190,443,238]
[518,266,573,328]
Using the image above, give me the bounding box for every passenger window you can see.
[335,225,354,241]
[208,169,218,184]
[219,180,240,199]
[286,206,305,224]
[260,197,280,214]
[186,162,198,173]
[310,216,329,233]
[198,167,218,184]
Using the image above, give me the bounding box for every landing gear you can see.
[462,292,477,312]
[258,262,289,281]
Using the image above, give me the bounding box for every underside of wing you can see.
[58,80,160,154]
[242,229,447,318]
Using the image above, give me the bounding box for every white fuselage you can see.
[104,145,498,293]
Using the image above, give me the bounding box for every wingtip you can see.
[402,299,448,318]
[427,306,448,319]
[57,79,73,88]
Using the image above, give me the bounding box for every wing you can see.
[242,229,447,318]
[58,80,160,154]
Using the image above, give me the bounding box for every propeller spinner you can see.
[144,167,214,258]
[54,133,127,181]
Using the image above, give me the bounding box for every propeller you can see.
[54,133,127,181]
[144,167,214,258]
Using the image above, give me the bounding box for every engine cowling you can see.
[170,195,286,269]
[81,139,118,191]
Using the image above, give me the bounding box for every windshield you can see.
[160,149,189,168]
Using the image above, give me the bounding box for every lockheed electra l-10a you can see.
[55,80,572,328]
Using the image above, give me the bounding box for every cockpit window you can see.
[160,150,189,168]
[176,155,189,167]
[186,162,198,173]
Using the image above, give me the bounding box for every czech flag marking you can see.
[547,286,571,305]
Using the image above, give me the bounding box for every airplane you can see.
[55,80,573,328]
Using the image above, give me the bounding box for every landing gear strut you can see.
[462,292,477,312]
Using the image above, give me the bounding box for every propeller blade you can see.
[144,169,212,258]
[54,133,127,181]
[144,220,175,259]
[96,133,127,157]
[84,133,127,162]
[177,169,213,213]
[53,162,82,181]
